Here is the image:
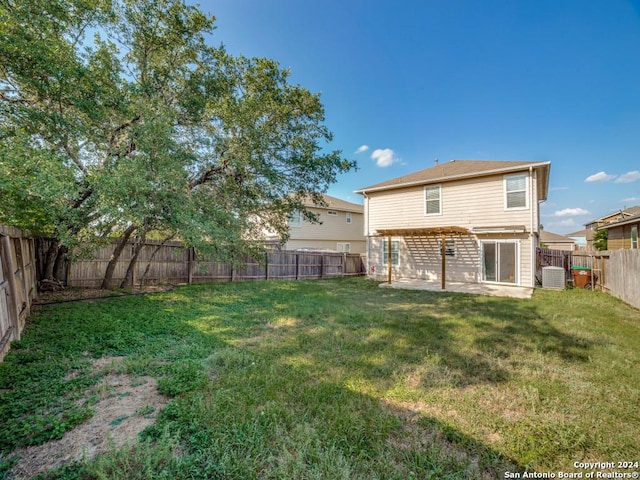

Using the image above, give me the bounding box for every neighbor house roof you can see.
[585,206,640,226]
[303,194,363,213]
[355,159,550,200]
[597,212,640,230]
[540,230,575,244]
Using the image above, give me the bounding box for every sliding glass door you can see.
[482,241,518,284]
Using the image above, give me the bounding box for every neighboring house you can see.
[584,206,640,250]
[268,194,366,253]
[540,230,576,251]
[596,213,639,250]
[355,159,551,288]
[566,229,588,249]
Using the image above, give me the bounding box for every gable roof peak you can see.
[356,159,550,194]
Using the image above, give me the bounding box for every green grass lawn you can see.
[1,277,639,479]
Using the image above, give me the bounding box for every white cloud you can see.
[585,171,616,183]
[553,208,590,217]
[370,148,399,167]
[554,219,578,227]
[614,170,640,183]
[622,197,640,203]
[355,145,369,154]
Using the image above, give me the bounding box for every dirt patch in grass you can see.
[8,359,169,480]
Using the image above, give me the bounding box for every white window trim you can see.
[631,226,638,249]
[346,212,352,224]
[337,242,351,253]
[479,239,521,285]
[288,210,302,227]
[424,184,442,216]
[504,173,529,210]
[382,238,400,267]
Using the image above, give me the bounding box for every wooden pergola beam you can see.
[375,226,470,289]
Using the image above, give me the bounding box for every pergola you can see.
[375,226,470,289]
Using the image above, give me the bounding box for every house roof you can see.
[355,159,550,200]
[303,194,363,213]
[540,230,575,244]
[584,206,640,226]
[566,229,588,237]
[597,212,640,230]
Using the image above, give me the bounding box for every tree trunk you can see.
[101,225,137,289]
[52,244,69,285]
[120,240,145,289]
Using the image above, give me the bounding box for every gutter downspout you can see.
[530,166,535,288]
[362,191,371,278]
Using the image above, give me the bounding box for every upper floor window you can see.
[632,226,638,249]
[288,210,302,227]
[505,174,528,209]
[346,212,352,224]
[424,185,441,216]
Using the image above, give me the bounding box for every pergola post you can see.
[441,232,446,289]
[387,234,392,284]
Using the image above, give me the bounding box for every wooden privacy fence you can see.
[0,226,37,361]
[537,247,640,310]
[68,240,365,288]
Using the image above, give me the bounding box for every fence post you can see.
[295,252,300,280]
[265,251,269,280]
[1,236,20,341]
[187,247,194,285]
[320,254,324,279]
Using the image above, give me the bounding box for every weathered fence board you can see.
[537,247,640,310]
[0,225,38,361]
[67,240,365,288]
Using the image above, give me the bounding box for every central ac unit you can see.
[542,266,565,289]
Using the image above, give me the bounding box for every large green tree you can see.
[0,0,355,287]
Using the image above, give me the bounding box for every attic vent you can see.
[327,210,338,216]
[542,266,565,289]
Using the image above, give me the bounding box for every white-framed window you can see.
[346,212,352,224]
[337,242,351,253]
[424,185,441,216]
[504,174,528,209]
[288,210,302,227]
[382,238,400,266]
[439,238,456,257]
[327,210,338,216]
[632,226,638,249]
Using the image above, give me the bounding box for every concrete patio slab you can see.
[380,278,534,299]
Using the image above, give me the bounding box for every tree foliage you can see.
[593,228,608,251]
[0,0,355,285]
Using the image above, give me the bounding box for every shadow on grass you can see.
[1,278,600,477]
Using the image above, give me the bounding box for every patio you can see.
[380,278,534,299]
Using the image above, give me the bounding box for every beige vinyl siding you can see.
[284,207,366,253]
[368,235,480,283]
[366,173,535,236]
[289,208,365,242]
[285,239,365,253]
[606,222,640,250]
[368,233,533,286]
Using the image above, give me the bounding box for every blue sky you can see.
[201,0,640,234]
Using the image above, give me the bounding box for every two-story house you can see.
[355,160,550,288]
[268,194,366,253]
[584,206,640,250]
[596,213,639,250]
